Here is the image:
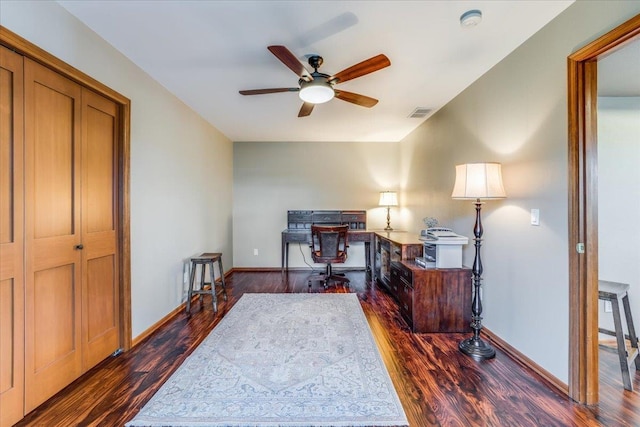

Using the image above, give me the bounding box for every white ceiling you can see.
[58,0,574,143]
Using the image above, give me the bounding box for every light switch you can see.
[531,209,540,226]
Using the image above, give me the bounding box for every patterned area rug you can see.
[126,293,408,427]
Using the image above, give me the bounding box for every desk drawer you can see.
[286,232,311,243]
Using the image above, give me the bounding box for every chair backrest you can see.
[310,225,349,263]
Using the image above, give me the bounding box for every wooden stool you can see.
[598,280,640,391]
[186,252,227,314]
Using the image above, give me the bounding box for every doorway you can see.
[567,14,640,404]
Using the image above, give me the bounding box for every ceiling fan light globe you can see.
[299,84,334,104]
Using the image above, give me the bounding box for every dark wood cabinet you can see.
[390,261,471,333]
[375,232,471,333]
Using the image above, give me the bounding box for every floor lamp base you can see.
[459,336,496,361]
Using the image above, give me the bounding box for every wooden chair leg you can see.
[612,295,633,391]
[622,294,640,371]
[207,261,217,313]
[217,258,228,301]
[199,263,206,305]
[186,261,196,314]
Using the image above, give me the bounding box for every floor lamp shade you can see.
[452,162,505,360]
[451,163,506,200]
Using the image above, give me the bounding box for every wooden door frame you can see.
[0,26,132,351]
[568,13,640,405]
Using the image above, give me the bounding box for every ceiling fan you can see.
[239,45,391,117]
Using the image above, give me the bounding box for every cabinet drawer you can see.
[288,211,312,222]
[399,284,413,330]
[399,282,413,316]
[312,211,341,224]
[390,268,400,293]
[389,265,401,298]
[341,212,366,222]
[288,222,311,229]
[398,265,412,283]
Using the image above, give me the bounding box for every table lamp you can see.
[379,191,398,231]
[451,163,506,360]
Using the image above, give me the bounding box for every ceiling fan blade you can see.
[331,54,390,84]
[298,102,314,117]
[239,88,299,95]
[334,90,378,108]
[268,45,313,81]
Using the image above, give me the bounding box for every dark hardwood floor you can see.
[14,271,640,426]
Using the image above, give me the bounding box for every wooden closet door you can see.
[81,89,120,370]
[24,58,83,412]
[0,45,25,427]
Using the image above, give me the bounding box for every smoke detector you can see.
[460,10,482,28]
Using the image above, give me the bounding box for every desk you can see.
[375,232,471,333]
[281,229,375,275]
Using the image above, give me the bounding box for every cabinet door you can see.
[24,58,83,412]
[81,89,120,370]
[0,45,25,427]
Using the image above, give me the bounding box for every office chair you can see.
[308,225,350,289]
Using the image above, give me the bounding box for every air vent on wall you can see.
[408,107,432,118]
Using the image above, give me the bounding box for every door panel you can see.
[24,58,82,412]
[84,255,117,368]
[0,45,25,427]
[33,265,76,370]
[81,89,119,370]
[32,85,75,239]
[85,96,115,233]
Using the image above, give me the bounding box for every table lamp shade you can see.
[451,163,506,200]
[379,191,398,206]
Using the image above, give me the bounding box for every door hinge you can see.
[576,243,585,254]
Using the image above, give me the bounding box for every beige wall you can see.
[399,1,640,383]
[233,141,401,268]
[0,1,234,338]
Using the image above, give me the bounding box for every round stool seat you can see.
[599,280,630,298]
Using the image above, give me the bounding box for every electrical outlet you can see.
[604,301,612,313]
[253,248,259,256]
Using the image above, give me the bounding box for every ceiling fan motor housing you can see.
[299,74,334,104]
[308,55,324,70]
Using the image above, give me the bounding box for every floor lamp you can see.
[451,163,506,360]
